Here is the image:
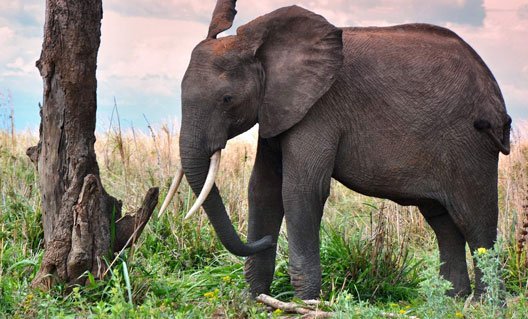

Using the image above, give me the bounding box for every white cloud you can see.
[0,27,15,45]
[234,0,486,27]
[0,1,23,12]
[102,0,488,28]
[104,0,212,22]
[518,3,528,19]
[0,0,43,79]
[98,10,207,96]
[503,83,528,101]
[5,57,34,75]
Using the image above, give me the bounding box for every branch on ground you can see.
[256,294,333,318]
[256,294,421,319]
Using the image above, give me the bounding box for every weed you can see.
[416,255,456,319]
[320,203,423,302]
[471,241,507,319]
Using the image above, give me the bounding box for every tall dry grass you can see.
[499,131,528,245]
[3,122,527,249]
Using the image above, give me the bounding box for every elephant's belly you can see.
[331,139,443,203]
[332,175,432,206]
[332,171,434,205]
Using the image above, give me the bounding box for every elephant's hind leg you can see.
[245,138,284,297]
[419,201,471,297]
[446,182,499,297]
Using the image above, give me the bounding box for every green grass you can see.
[1,131,528,318]
[320,223,423,302]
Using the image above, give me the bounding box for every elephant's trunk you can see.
[184,151,222,219]
[180,134,273,257]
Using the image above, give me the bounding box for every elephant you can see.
[159,0,511,300]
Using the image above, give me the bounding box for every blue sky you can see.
[1,0,527,133]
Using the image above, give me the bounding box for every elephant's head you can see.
[160,0,343,256]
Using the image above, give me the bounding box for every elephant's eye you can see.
[223,95,233,104]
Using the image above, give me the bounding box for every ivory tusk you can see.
[157,167,184,218]
[184,150,221,220]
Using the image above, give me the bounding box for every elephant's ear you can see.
[237,6,343,138]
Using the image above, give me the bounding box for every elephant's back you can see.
[340,23,496,82]
[337,24,506,122]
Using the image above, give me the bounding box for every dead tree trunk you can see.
[27,0,158,289]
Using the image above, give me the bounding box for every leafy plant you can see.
[472,242,507,319]
[416,255,455,319]
[319,215,423,302]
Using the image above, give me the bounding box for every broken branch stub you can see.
[114,187,159,252]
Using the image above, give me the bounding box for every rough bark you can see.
[29,0,158,289]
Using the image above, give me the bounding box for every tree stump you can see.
[28,0,158,289]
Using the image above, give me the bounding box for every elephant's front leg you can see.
[245,138,284,296]
[281,138,334,300]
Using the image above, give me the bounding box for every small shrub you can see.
[472,241,507,319]
[334,292,387,318]
[319,222,422,302]
[416,255,456,319]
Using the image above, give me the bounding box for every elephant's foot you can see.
[246,278,273,298]
[245,256,274,298]
[446,284,471,298]
[289,265,321,300]
[440,266,471,298]
[248,284,271,298]
[291,283,321,300]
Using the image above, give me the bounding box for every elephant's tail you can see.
[474,116,512,155]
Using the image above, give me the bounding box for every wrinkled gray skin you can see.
[179,3,511,299]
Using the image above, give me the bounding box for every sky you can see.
[0,0,527,133]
